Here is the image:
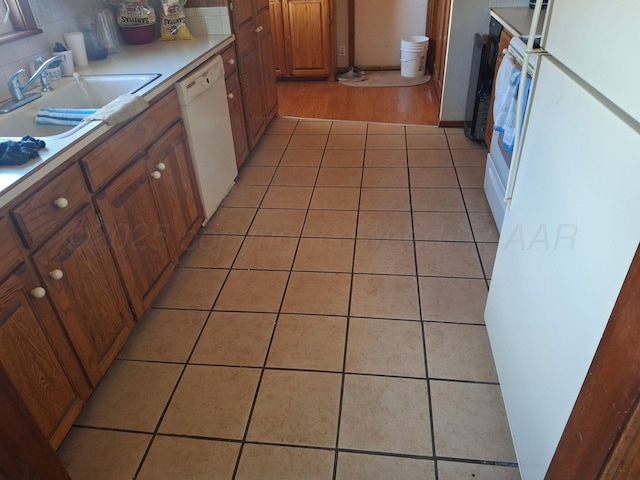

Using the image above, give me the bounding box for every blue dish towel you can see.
[0,136,46,166]
[35,107,98,126]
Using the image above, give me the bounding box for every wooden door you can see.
[146,121,204,260]
[484,28,513,148]
[426,0,451,100]
[0,263,89,449]
[95,157,176,317]
[257,5,279,121]
[226,70,250,167]
[269,0,287,75]
[282,0,331,76]
[31,205,134,386]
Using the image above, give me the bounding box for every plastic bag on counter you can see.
[159,0,193,41]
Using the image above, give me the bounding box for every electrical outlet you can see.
[339,45,346,57]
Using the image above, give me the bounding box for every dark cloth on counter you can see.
[0,136,46,166]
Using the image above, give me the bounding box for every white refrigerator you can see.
[484,1,640,479]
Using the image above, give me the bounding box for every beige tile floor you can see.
[57,118,519,479]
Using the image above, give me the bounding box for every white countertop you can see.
[0,34,233,208]
[491,7,546,37]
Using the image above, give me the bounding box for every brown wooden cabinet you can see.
[270,0,333,78]
[230,0,278,148]
[220,43,250,167]
[31,205,134,386]
[484,28,513,148]
[0,262,90,449]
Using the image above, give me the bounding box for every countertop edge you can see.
[491,7,546,38]
[0,34,234,209]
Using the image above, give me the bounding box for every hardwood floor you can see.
[276,77,440,125]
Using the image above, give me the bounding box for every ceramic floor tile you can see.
[336,452,436,480]
[118,309,207,363]
[366,134,406,150]
[180,234,244,268]
[265,117,297,135]
[367,123,405,134]
[294,119,333,134]
[430,380,516,463]
[437,460,520,480]
[357,211,413,240]
[412,212,473,241]
[257,134,292,149]
[351,274,420,320]
[261,185,313,209]
[233,236,298,270]
[214,270,289,313]
[420,277,488,324]
[266,314,347,371]
[456,167,485,188]
[293,237,354,272]
[245,148,284,166]
[362,167,409,188]
[137,436,240,480]
[415,241,483,278]
[235,166,276,185]
[302,210,358,238]
[478,242,498,279]
[235,444,334,480]
[152,267,227,311]
[221,185,267,208]
[316,167,363,187]
[247,370,341,447]
[248,208,307,236]
[202,207,257,235]
[360,187,410,211]
[309,187,361,210]
[339,374,432,455]
[58,428,151,480]
[346,318,425,377]
[282,271,351,316]
[406,125,444,135]
[409,167,459,188]
[190,312,276,367]
[280,148,324,166]
[271,166,319,186]
[424,322,498,383]
[287,134,329,150]
[75,360,182,432]
[326,134,366,150]
[321,149,364,167]
[446,134,488,150]
[159,365,260,439]
[408,149,453,167]
[411,188,465,212]
[451,149,487,167]
[331,121,368,134]
[469,212,500,242]
[364,149,407,167]
[462,188,491,213]
[407,135,449,150]
[354,239,416,275]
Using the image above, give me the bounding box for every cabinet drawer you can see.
[80,90,182,191]
[11,163,90,248]
[0,216,23,279]
[220,44,238,78]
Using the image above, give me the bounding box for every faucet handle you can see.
[9,69,25,101]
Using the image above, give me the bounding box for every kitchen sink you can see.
[0,73,160,140]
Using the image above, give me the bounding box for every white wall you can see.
[354,0,427,68]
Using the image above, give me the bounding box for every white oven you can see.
[485,35,541,230]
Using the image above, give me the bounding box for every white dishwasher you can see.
[175,55,238,225]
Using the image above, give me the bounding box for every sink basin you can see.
[0,73,161,140]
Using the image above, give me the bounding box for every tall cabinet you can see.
[229,0,279,149]
[270,0,334,79]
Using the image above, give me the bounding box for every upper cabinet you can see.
[270,0,334,79]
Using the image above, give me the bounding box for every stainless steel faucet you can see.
[9,55,63,102]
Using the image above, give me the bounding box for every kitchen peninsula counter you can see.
[491,6,546,37]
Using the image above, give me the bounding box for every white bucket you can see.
[400,36,429,77]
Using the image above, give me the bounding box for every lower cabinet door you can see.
[95,157,176,317]
[0,263,90,449]
[32,205,135,385]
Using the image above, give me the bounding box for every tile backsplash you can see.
[0,0,230,102]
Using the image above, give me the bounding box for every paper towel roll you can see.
[63,32,88,67]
